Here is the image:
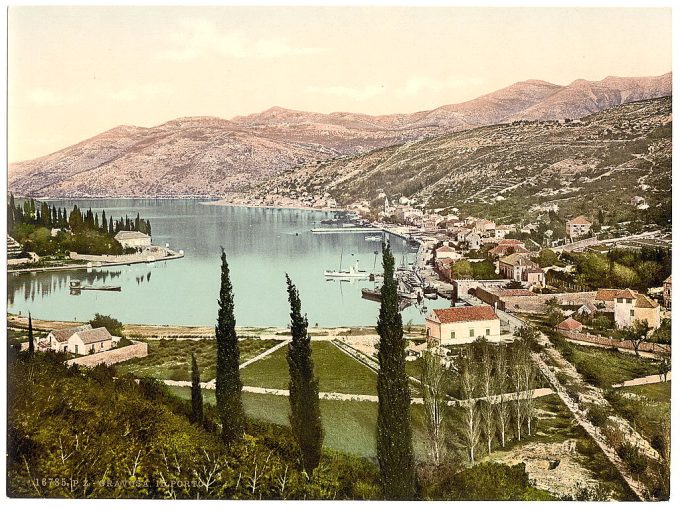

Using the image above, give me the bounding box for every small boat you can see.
[423,284,438,299]
[69,280,121,292]
[365,235,383,242]
[361,287,382,302]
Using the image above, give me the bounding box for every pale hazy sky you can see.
[8,6,671,162]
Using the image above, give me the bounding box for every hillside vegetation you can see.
[262,96,671,225]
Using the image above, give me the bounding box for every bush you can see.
[586,405,610,428]
[617,443,648,476]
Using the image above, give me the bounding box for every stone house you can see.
[426,305,501,346]
[46,324,120,355]
[488,239,528,258]
[613,289,661,330]
[566,216,592,239]
[663,275,671,309]
[435,244,463,261]
[557,317,583,333]
[498,253,545,287]
[114,230,152,249]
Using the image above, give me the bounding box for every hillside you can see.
[8,72,671,198]
[255,96,672,225]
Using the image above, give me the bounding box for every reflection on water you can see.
[7,199,450,326]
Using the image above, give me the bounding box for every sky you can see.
[7,6,672,162]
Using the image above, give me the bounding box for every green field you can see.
[608,382,671,445]
[558,343,660,388]
[115,336,279,382]
[241,340,379,395]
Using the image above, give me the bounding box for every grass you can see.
[607,382,671,445]
[241,340,379,395]
[557,343,660,388]
[115,336,279,382]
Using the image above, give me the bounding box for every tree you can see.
[623,319,652,357]
[215,249,245,444]
[657,354,671,383]
[376,243,416,499]
[285,274,323,473]
[477,339,496,455]
[450,260,473,279]
[421,350,447,466]
[27,313,35,356]
[460,357,481,463]
[90,313,124,338]
[190,353,203,425]
[495,345,510,447]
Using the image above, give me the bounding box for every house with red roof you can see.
[488,239,529,258]
[566,216,592,239]
[557,317,583,333]
[425,305,501,345]
[613,289,661,330]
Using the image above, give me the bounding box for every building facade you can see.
[566,216,592,239]
[114,230,152,249]
[426,306,501,345]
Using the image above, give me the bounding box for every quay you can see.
[311,227,383,234]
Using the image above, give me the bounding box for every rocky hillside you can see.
[258,96,671,225]
[8,72,671,198]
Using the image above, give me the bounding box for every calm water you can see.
[7,199,449,327]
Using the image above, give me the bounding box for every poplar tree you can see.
[376,243,416,499]
[285,274,323,473]
[190,353,204,425]
[27,313,35,356]
[215,249,244,444]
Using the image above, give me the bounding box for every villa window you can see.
[450,331,456,339]
[469,329,474,337]
[486,328,491,336]
[630,310,634,317]
[75,345,78,354]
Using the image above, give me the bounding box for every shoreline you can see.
[201,198,346,213]
[7,248,184,275]
[6,314,390,338]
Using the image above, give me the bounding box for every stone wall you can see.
[563,331,671,356]
[500,291,598,313]
[65,341,148,368]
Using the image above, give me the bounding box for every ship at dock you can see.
[69,280,121,293]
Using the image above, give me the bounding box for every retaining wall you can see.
[563,331,670,356]
[65,341,148,368]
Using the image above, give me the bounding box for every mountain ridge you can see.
[9,72,671,198]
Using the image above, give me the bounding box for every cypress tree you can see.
[109,217,114,235]
[27,313,35,356]
[376,243,416,499]
[215,249,245,444]
[285,274,323,473]
[190,353,204,425]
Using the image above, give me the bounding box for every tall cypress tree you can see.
[27,313,35,356]
[376,243,416,499]
[215,249,245,444]
[190,353,204,425]
[285,274,323,473]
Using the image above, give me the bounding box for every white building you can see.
[613,289,661,330]
[425,306,501,346]
[114,230,152,249]
[46,325,120,355]
[565,216,592,239]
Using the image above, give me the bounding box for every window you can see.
[450,331,456,339]
[486,328,491,336]
[469,329,474,338]
[626,299,632,304]
[101,342,104,348]
[75,345,78,354]
[617,298,623,303]
[630,310,635,317]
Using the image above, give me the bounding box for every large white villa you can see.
[45,324,120,355]
[426,305,501,345]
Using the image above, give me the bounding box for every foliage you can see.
[190,353,203,425]
[90,313,124,338]
[285,274,323,473]
[215,249,245,444]
[376,243,416,499]
[6,351,382,499]
[7,195,154,257]
[426,462,555,501]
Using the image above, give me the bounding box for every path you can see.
[612,372,671,389]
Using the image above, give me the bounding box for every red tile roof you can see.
[557,317,583,331]
[634,294,659,309]
[430,306,498,324]
[498,238,525,245]
[568,216,592,225]
[595,289,621,301]
[614,289,637,300]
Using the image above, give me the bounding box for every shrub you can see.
[617,443,648,476]
[586,405,610,428]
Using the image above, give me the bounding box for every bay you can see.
[7,199,449,327]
